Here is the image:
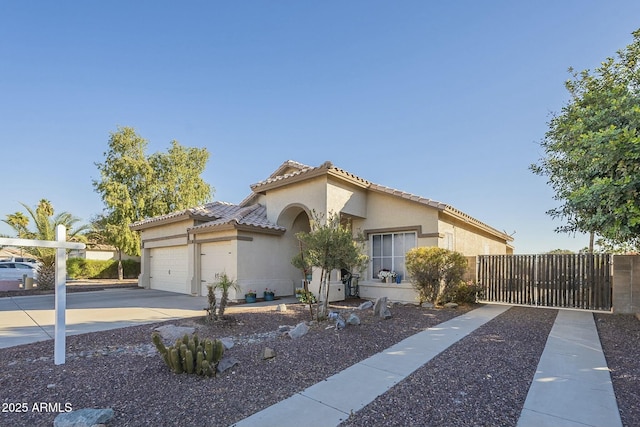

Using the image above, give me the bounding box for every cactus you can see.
[196,350,204,374]
[201,360,212,376]
[193,334,200,349]
[204,339,214,363]
[211,339,224,364]
[185,350,194,374]
[170,348,183,374]
[151,332,170,367]
[152,332,225,377]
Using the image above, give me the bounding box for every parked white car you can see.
[0,262,38,281]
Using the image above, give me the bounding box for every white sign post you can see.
[0,225,85,365]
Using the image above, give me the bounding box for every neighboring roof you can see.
[247,160,513,242]
[130,202,285,234]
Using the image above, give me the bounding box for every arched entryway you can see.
[277,204,311,294]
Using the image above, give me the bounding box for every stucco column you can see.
[188,239,198,295]
[139,247,151,289]
[612,255,640,314]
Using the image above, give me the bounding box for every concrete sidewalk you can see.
[517,309,622,427]
[231,304,512,427]
[232,306,622,427]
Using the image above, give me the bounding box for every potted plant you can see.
[245,290,257,303]
[377,269,397,283]
[263,288,275,301]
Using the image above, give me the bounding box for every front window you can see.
[370,232,416,280]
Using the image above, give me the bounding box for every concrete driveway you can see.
[0,288,298,349]
[0,288,211,349]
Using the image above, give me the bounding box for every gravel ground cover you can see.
[1,301,637,427]
[0,300,470,427]
[340,306,558,427]
[595,313,640,427]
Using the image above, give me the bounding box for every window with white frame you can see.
[370,232,416,281]
[445,232,454,251]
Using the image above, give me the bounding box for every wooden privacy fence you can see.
[477,254,612,311]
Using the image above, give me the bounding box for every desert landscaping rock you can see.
[220,337,234,349]
[261,347,276,359]
[153,325,195,342]
[275,303,287,312]
[347,313,361,325]
[357,300,373,310]
[444,302,459,308]
[217,356,240,374]
[287,322,310,339]
[53,408,114,427]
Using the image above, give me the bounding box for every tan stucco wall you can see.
[326,178,367,218]
[265,176,327,224]
[139,219,192,241]
[236,234,296,298]
[357,191,439,234]
[438,215,509,256]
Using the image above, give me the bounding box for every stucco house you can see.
[131,160,514,303]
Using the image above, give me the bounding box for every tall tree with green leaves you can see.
[3,200,89,289]
[93,127,213,259]
[531,29,640,250]
[295,212,368,320]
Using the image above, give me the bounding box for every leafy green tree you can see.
[85,214,130,280]
[2,200,89,289]
[405,247,467,305]
[93,127,213,257]
[149,141,211,214]
[531,29,640,249]
[295,212,368,320]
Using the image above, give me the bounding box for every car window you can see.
[15,264,31,269]
[0,264,8,268]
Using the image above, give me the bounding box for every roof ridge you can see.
[230,204,262,224]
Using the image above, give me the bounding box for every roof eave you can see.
[130,212,193,231]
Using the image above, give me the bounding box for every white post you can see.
[0,235,84,366]
[54,224,67,365]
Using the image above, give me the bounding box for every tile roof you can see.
[249,160,512,242]
[130,202,284,233]
[189,204,285,233]
[132,160,511,242]
[249,160,320,191]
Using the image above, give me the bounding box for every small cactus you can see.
[152,332,225,377]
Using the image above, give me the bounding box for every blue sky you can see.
[1,1,639,253]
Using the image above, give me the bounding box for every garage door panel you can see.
[200,242,231,296]
[150,246,188,294]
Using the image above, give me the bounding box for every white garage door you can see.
[200,241,231,296]
[149,246,189,294]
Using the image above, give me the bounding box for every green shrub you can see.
[67,258,140,279]
[443,281,484,304]
[405,247,468,305]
